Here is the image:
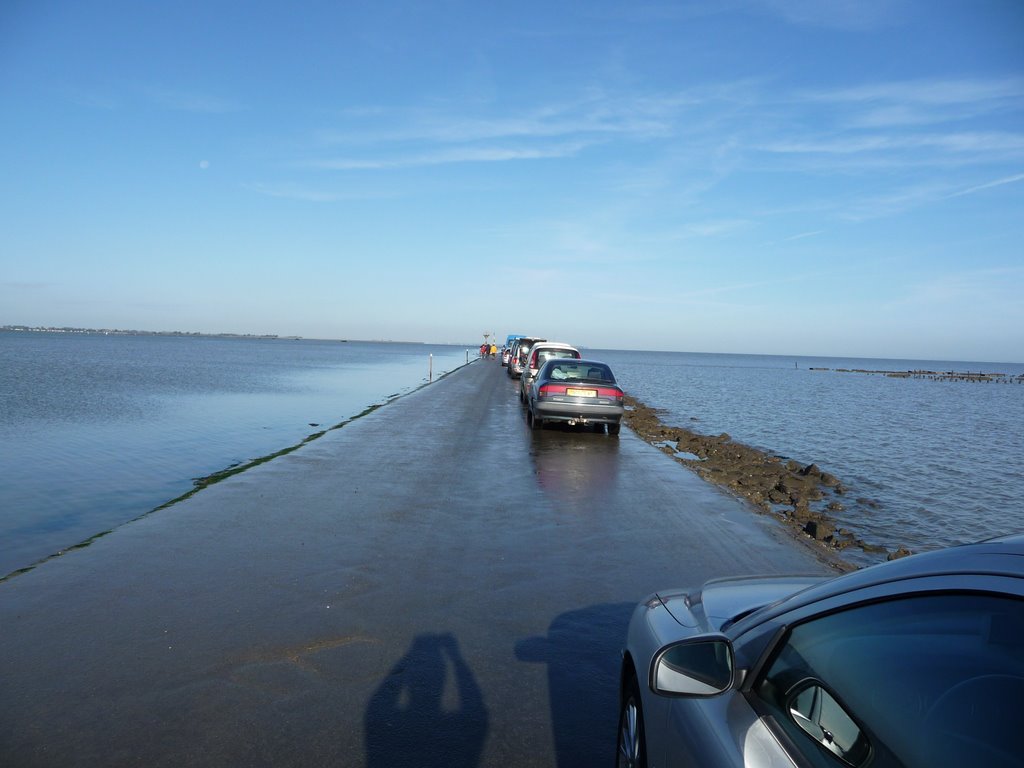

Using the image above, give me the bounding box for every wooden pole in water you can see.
[429,353,433,381]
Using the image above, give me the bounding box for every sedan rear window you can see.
[546,363,614,382]
[534,349,580,368]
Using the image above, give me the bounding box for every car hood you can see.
[657,575,827,632]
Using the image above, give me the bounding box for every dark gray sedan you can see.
[526,358,624,435]
[617,534,1024,768]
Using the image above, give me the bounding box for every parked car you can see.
[526,358,625,434]
[501,347,512,366]
[518,342,581,402]
[508,337,545,379]
[617,534,1024,768]
[507,338,525,377]
[506,339,520,376]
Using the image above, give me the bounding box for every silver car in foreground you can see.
[618,534,1024,768]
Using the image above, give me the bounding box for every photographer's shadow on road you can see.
[365,632,488,768]
[516,602,635,768]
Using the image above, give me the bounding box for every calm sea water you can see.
[592,349,1024,565]
[3,334,1023,577]
[0,332,471,576]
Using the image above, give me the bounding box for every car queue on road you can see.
[495,335,626,436]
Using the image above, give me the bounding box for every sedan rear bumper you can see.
[533,399,624,425]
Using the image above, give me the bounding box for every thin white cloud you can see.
[839,182,950,222]
[243,182,341,203]
[674,219,752,239]
[800,77,1024,107]
[760,131,1024,156]
[317,98,676,147]
[784,230,824,241]
[309,141,592,170]
[830,172,1022,222]
[946,173,1024,198]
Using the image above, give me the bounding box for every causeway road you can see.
[0,358,837,767]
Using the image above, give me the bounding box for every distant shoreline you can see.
[1,326,467,345]
[2,325,292,340]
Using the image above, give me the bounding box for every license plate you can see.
[567,388,597,397]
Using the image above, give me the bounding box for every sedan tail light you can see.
[538,384,567,397]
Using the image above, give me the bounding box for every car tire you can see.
[608,422,621,436]
[617,671,647,768]
[527,407,540,431]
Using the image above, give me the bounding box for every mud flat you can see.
[622,395,909,564]
[809,367,1024,383]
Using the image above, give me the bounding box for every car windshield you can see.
[546,363,614,382]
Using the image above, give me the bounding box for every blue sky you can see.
[2,1,1022,361]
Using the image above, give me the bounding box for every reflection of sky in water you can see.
[532,434,620,508]
[0,334,469,575]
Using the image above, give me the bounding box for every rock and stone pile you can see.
[622,395,909,562]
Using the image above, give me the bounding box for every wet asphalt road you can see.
[0,359,835,767]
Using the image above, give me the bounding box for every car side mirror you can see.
[651,636,734,696]
[787,681,871,767]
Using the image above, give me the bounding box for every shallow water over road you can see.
[0,332,470,576]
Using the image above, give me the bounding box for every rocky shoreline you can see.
[809,366,1023,383]
[622,395,911,567]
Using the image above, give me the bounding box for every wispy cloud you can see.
[801,77,1024,107]
[829,171,1023,222]
[244,182,341,203]
[759,131,1024,156]
[784,230,824,241]
[68,83,246,113]
[286,70,1023,251]
[308,141,592,170]
[946,173,1024,199]
[317,96,676,147]
[670,219,752,239]
[839,182,950,222]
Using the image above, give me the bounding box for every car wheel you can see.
[617,671,646,768]
[527,407,540,430]
[608,422,621,436]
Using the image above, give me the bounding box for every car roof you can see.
[704,534,1024,645]
[746,534,1024,623]
[531,342,578,351]
[539,358,614,373]
[543,357,609,366]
